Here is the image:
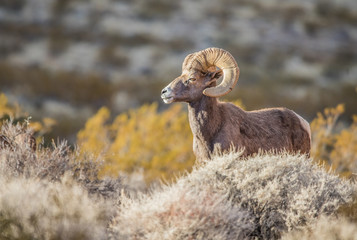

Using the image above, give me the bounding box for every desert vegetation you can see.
[1,91,357,239]
[311,104,357,178]
[77,103,195,183]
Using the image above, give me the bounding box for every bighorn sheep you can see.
[161,47,311,161]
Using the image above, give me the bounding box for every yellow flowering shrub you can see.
[78,98,356,183]
[77,103,195,183]
[77,107,111,158]
[311,104,357,177]
[329,116,357,177]
[0,93,21,121]
[311,104,345,163]
[0,93,56,141]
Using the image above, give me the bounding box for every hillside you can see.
[0,0,356,142]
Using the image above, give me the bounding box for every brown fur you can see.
[188,96,310,161]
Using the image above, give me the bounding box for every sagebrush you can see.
[110,152,354,239]
[0,122,355,239]
[282,216,357,240]
[0,176,110,240]
[0,121,125,200]
[0,121,122,239]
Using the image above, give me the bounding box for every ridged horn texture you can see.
[188,47,240,97]
[182,52,197,72]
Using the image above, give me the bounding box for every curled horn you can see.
[182,52,197,72]
[190,47,239,97]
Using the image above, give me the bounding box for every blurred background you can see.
[0,0,356,143]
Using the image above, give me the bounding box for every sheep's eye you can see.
[185,78,196,84]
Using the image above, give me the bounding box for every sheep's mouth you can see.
[162,96,174,104]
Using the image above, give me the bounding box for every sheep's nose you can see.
[161,88,167,95]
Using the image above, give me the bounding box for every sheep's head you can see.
[161,47,239,104]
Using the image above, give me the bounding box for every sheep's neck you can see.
[188,96,221,160]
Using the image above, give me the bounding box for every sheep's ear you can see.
[205,69,223,86]
[208,69,223,80]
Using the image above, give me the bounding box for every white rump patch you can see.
[294,112,311,141]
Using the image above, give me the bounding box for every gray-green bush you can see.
[282,216,357,240]
[0,121,123,239]
[0,121,124,200]
[0,176,110,240]
[110,152,354,239]
[0,122,355,239]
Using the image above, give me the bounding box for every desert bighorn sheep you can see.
[161,47,311,161]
